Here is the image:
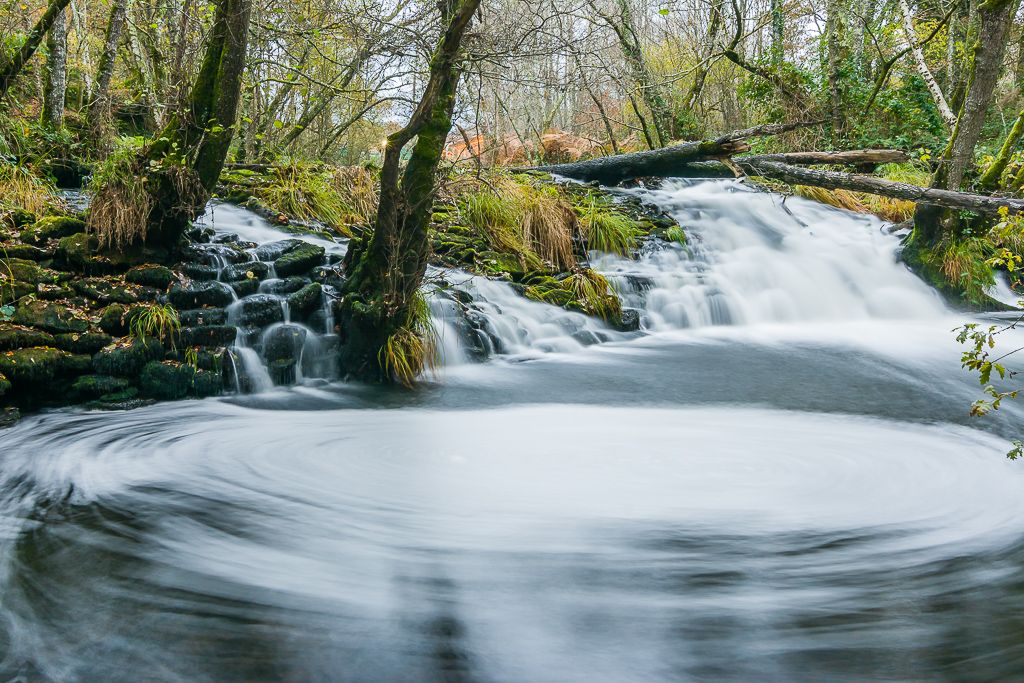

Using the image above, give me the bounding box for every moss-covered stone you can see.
[61,353,94,375]
[36,282,76,300]
[54,332,114,354]
[140,361,195,400]
[56,232,105,272]
[0,346,67,384]
[72,278,154,305]
[0,243,52,261]
[0,406,19,427]
[92,338,165,377]
[288,282,322,318]
[168,281,235,309]
[0,323,56,350]
[274,242,325,277]
[86,388,154,411]
[179,308,228,327]
[229,278,259,297]
[192,368,223,397]
[19,216,87,245]
[98,304,128,335]
[12,299,90,334]
[125,264,176,290]
[222,261,271,281]
[0,370,9,396]
[179,325,237,347]
[71,374,132,399]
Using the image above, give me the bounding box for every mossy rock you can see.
[274,242,325,277]
[54,332,114,354]
[0,323,56,350]
[0,243,52,261]
[179,308,228,327]
[0,406,19,427]
[287,282,322,318]
[56,233,106,272]
[3,208,36,228]
[19,216,87,245]
[192,369,223,397]
[36,282,76,300]
[168,281,235,309]
[229,278,259,297]
[179,325,237,347]
[61,353,94,375]
[98,304,128,335]
[222,261,271,282]
[0,346,68,384]
[72,278,154,305]
[93,337,165,377]
[12,299,90,334]
[140,361,196,400]
[125,264,175,290]
[86,387,154,411]
[0,370,10,396]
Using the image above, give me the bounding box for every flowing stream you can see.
[3,180,1024,682]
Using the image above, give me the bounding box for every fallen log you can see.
[748,149,909,166]
[519,121,821,185]
[736,158,1024,216]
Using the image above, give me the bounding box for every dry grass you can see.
[378,292,439,387]
[793,162,930,223]
[0,163,57,216]
[86,141,155,249]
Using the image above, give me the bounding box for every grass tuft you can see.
[129,303,182,350]
[578,197,639,255]
[0,163,57,216]
[86,139,155,249]
[378,292,439,387]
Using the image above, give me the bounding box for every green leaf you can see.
[659,7,670,14]
[273,120,284,129]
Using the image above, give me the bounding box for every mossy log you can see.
[520,121,820,184]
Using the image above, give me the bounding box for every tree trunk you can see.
[143,0,253,246]
[88,0,129,137]
[979,108,1024,189]
[898,0,957,129]
[41,4,68,128]
[520,121,821,184]
[938,0,1015,191]
[0,0,73,98]
[336,0,481,384]
[826,0,845,137]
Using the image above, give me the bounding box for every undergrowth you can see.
[86,138,155,249]
[129,303,182,350]
[0,163,57,216]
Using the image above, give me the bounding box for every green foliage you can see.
[129,303,181,350]
[525,268,622,322]
[578,197,639,256]
[377,292,438,387]
[955,316,1023,458]
[86,138,155,249]
[923,237,995,304]
[0,163,57,217]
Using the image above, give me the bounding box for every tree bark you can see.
[0,0,73,98]
[979,108,1024,189]
[336,0,481,383]
[520,121,822,184]
[898,0,957,129]
[143,0,253,246]
[88,0,129,136]
[41,3,68,128]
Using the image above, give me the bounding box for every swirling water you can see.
[3,180,1024,682]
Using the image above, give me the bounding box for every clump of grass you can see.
[455,174,578,271]
[563,269,622,321]
[578,197,639,256]
[918,236,995,304]
[86,138,155,249]
[129,303,181,350]
[794,162,929,223]
[378,292,439,387]
[329,166,379,227]
[0,163,57,216]
[665,225,687,246]
[260,163,353,234]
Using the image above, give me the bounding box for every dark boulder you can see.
[222,261,271,282]
[229,294,283,327]
[19,216,86,244]
[12,300,89,334]
[93,338,164,377]
[0,346,67,384]
[54,332,114,355]
[168,281,235,309]
[274,243,325,277]
[229,278,259,297]
[616,308,642,332]
[180,263,219,282]
[261,276,309,295]
[140,361,196,400]
[71,374,133,399]
[98,304,128,335]
[288,283,322,319]
[179,308,228,327]
[0,323,56,350]
[180,325,237,347]
[254,239,304,261]
[125,264,176,290]
[72,278,155,305]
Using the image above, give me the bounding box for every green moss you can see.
[140,361,195,400]
[12,300,90,334]
[98,303,128,335]
[56,232,105,271]
[274,242,325,277]
[0,370,9,396]
[72,278,152,305]
[93,337,165,377]
[0,346,67,384]
[71,374,133,399]
[19,216,87,244]
[54,332,114,354]
[0,323,56,350]
[125,264,175,290]
[287,282,322,317]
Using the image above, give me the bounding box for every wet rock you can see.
[13,300,89,334]
[0,370,9,396]
[288,283,322,319]
[616,308,641,332]
[180,263,219,281]
[230,294,283,327]
[20,216,86,244]
[72,278,155,305]
[213,233,239,244]
[0,406,19,428]
[1,257,67,285]
[71,374,133,399]
[140,361,196,400]
[185,226,215,243]
[180,325,237,347]
[93,338,164,377]
[36,282,75,300]
[0,346,68,383]
[254,239,303,261]
[192,369,223,397]
[85,387,155,410]
[268,358,297,385]
[274,242,325,277]
[62,353,95,375]
[222,261,271,282]
[179,308,228,327]
[54,332,114,354]
[261,276,309,295]
[125,264,176,290]
[56,233,107,272]
[312,266,346,290]
[5,209,36,228]
[0,243,52,260]
[98,304,128,335]
[0,323,56,350]
[229,278,259,297]
[264,324,307,361]
[168,281,235,309]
